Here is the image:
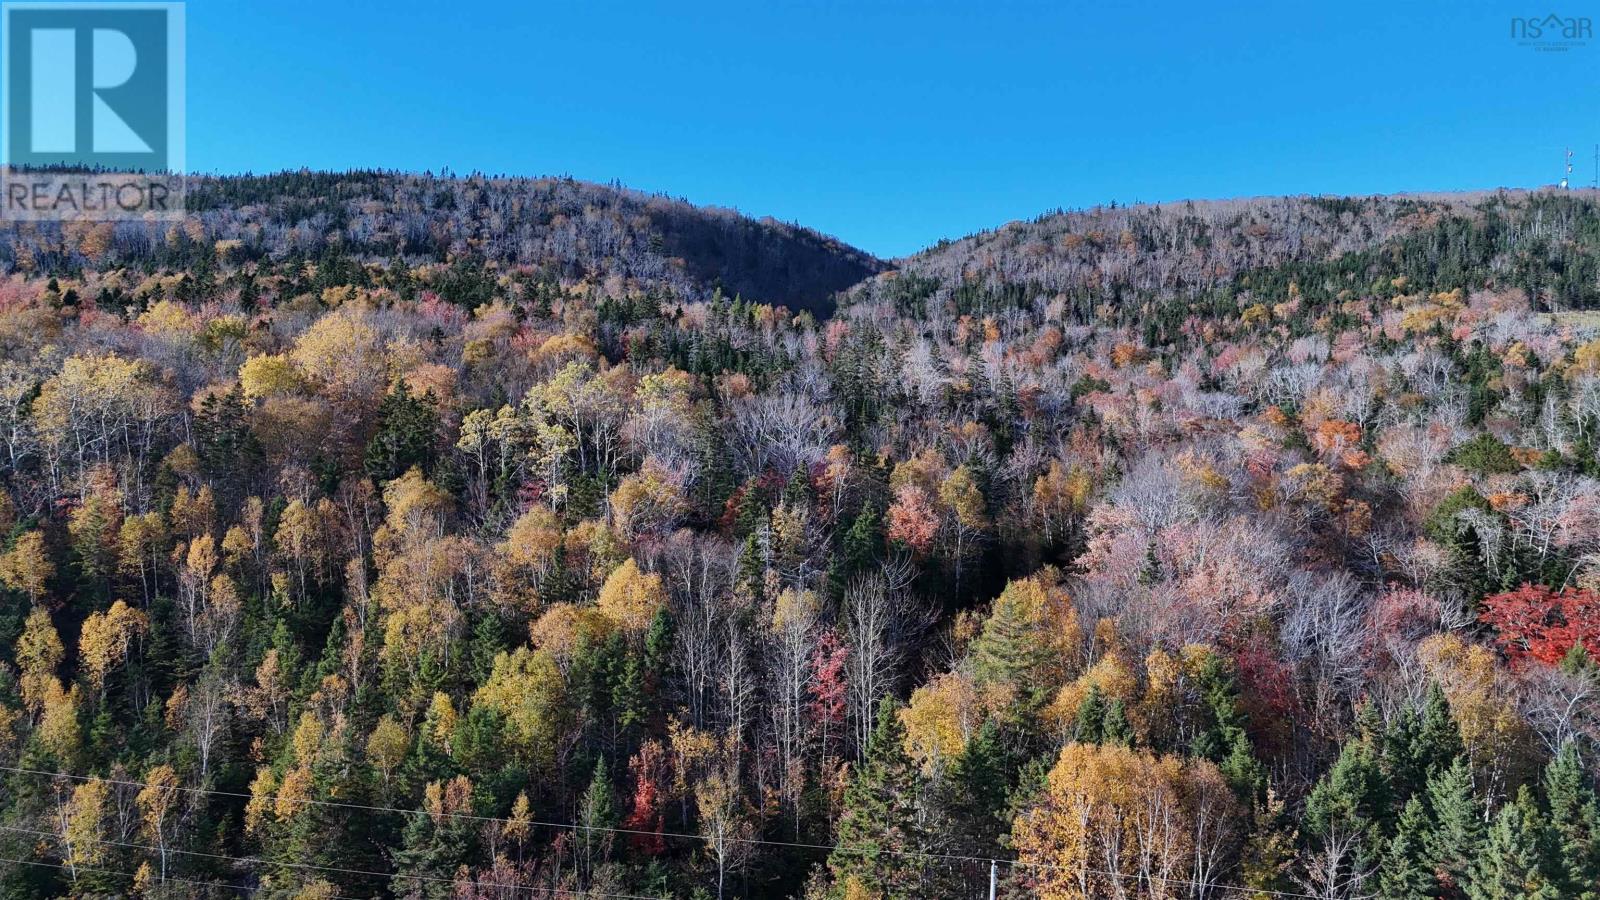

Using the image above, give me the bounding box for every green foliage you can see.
[1465,786,1562,900]
[365,382,441,481]
[1445,433,1520,475]
[1425,757,1486,890]
[1379,797,1440,900]
[1542,742,1600,897]
[828,700,942,900]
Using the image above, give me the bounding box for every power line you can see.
[0,852,368,900]
[0,764,1324,899]
[0,824,667,900]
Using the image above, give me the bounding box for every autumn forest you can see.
[0,174,1597,900]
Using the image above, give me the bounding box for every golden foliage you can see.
[239,353,303,401]
[899,672,980,772]
[0,530,53,600]
[472,647,568,765]
[1013,742,1241,900]
[597,558,666,634]
[79,599,149,689]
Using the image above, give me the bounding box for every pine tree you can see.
[1379,796,1438,900]
[1466,786,1561,900]
[1543,741,1600,898]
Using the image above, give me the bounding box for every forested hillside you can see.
[0,181,1598,899]
[2,171,885,318]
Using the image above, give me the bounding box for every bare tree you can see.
[842,562,928,758]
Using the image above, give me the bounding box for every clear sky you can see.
[186,0,1598,258]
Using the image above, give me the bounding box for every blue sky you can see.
[186,0,1598,257]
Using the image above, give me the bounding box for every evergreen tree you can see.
[1465,786,1561,900]
[1415,684,1465,774]
[1543,742,1600,898]
[828,700,940,900]
[1425,757,1485,893]
[1384,684,1463,806]
[467,613,506,686]
[1379,796,1439,900]
[1102,699,1134,747]
[391,778,478,899]
[1303,735,1391,879]
[1073,684,1106,744]
[840,503,881,577]
[365,383,440,482]
[578,757,618,879]
[943,719,1012,856]
[1190,653,1266,799]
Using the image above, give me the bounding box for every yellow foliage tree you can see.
[79,599,149,690]
[0,530,53,600]
[239,353,303,402]
[17,604,64,713]
[1013,742,1241,899]
[899,672,980,773]
[596,558,666,634]
[290,307,387,400]
[1417,632,1535,790]
[472,647,568,767]
[62,777,109,870]
[366,715,410,787]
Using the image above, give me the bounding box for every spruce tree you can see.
[1379,796,1438,900]
[1465,786,1561,900]
[969,579,1059,713]
[1385,683,1464,807]
[1304,735,1390,878]
[1543,741,1600,898]
[1072,684,1106,744]
[364,383,440,481]
[578,757,618,878]
[1425,757,1485,893]
[840,503,881,576]
[943,719,1011,855]
[1414,684,1465,775]
[1102,698,1134,747]
[829,700,937,900]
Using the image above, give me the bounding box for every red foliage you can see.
[886,484,940,554]
[1480,583,1600,666]
[623,740,668,855]
[1232,635,1298,756]
[808,629,848,728]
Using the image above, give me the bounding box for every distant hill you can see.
[841,189,1600,325]
[1,170,888,316]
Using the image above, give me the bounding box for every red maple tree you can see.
[1479,583,1600,666]
[622,740,668,855]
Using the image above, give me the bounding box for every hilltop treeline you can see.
[3,171,884,318]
